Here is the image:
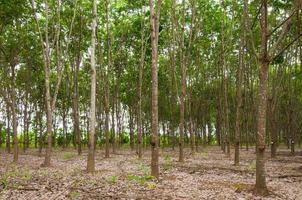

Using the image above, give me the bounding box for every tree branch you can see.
[269,0,302,60]
[271,31,302,61]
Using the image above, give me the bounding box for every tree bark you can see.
[104,0,111,159]
[149,0,161,178]
[42,0,53,167]
[179,0,186,163]
[10,64,18,163]
[87,0,97,173]
[129,108,134,151]
[62,108,67,149]
[6,100,11,153]
[72,16,82,155]
[255,0,268,195]
[23,94,29,152]
[234,0,246,166]
[138,6,146,159]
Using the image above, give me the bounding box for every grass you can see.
[233,183,253,193]
[62,152,77,160]
[247,161,256,172]
[127,174,154,186]
[69,191,80,199]
[163,155,173,171]
[109,175,118,184]
[0,165,32,189]
[199,152,209,158]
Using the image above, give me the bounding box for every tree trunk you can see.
[255,0,268,194]
[0,125,2,148]
[138,7,146,158]
[37,108,43,156]
[221,0,230,157]
[6,101,11,153]
[149,0,161,178]
[116,76,121,149]
[86,0,97,173]
[129,108,134,151]
[10,65,18,163]
[234,0,246,165]
[23,95,28,152]
[72,22,82,155]
[62,109,67,149]
[179,0,186,163]
[111,91,116,154]
[41,0,53,167]
[104,0,111,159]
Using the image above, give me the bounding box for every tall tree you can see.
[179,0,186,163]
[87,0,97,173]
[234,0,247,166]
[137,3,146,159]
[149,0,162,178]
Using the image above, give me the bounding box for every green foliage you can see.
[0,0,301,152]
[0,165,32,189]
[127,174,154,186]
[109,175,118,184]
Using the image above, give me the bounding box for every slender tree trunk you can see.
[234,0,246,165]
[23,95,28,152]
[37,108,43,156]
[72,23,82,155]
[0,125,2,148]
[104,0,111,159]
[34,105,38,149]
[149,0,161,178]
[41,0,54,167]
[129,108,134,151]
[6,101,11,153]
[179,0,186,163]
[62,109,67,149]
[10,65,18,163]
[255,0,268,194]
[116,76,121,150]
[111,91,116,154]
[87,0,97,173]
[138,6,146,158]
[221,0,230,156]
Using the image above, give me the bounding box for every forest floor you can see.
[0,146,301,200]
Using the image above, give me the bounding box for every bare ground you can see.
[0,146,301,200]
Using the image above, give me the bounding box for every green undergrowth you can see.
[0,165,32,189]
[108,175,118,184]
[247,161,256,172]
[61,152,77,160]
[127,174,155,186]
[233,182,253,193]
[163,155,173,171]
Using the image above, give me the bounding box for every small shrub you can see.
[127,174,155,186]
[109,175,118,184]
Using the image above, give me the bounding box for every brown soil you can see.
[0,146,301,200]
